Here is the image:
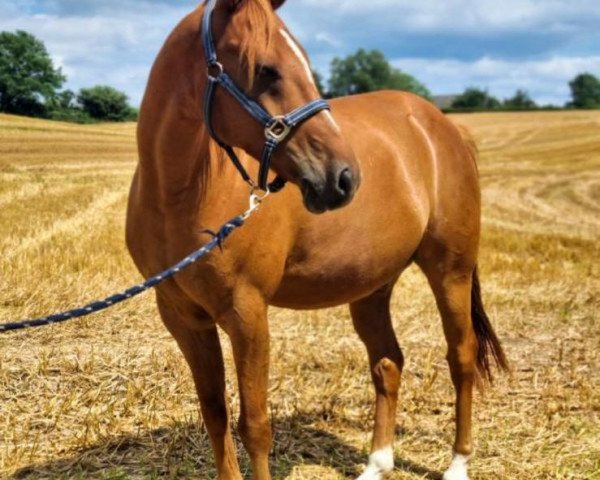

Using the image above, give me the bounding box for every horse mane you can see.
[203,0,276,86]
[233,0,277,87]
[197,0,277,195]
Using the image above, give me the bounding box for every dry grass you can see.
[0,110,599,479]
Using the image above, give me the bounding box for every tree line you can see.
[314,49,600,112]
[444,75,600,112]
[1,31,600,123]
[0,31,137,122]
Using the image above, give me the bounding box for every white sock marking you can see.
[356,446,394,480]
[443,453,470,480]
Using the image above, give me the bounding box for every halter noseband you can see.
[201,0,331,192]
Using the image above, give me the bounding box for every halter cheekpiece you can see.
[201,0,331,192]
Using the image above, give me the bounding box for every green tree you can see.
[569,73,600,108]
[451,87,501,110]
[504,89,537,110]
[47,89,76,111]
[312,69,326,97]
[47,89,94,123]
[328,49,431,99]
[0,30,65,116]
[78,85,135,121]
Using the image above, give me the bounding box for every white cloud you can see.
[292,0,600,34]
[392,55,600,105]
[315,32,342,48]
[1,0,600,107]
[0,2,192,105]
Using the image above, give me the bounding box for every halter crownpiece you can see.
[201,0,331,192]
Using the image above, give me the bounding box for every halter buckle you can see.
[207,62,224,80]
[265,116,291,142]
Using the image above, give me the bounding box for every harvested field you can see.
[0,110,598,479]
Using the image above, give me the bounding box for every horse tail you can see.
[452,121,508,381]
[448,120,507,381]
[471,266,509,383]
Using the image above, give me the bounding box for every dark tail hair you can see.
[471,266,509,383]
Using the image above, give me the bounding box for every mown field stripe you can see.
[5,190,127,261]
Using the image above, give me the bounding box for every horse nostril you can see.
[337,168,353,199]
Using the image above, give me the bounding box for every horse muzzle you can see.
[300,164,359,214]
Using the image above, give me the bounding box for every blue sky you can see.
[2,0,600,106]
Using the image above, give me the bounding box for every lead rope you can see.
[0,191,267,333]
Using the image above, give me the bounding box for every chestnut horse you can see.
[126,1,508,479]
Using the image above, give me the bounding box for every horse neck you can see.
[136,11,218,206]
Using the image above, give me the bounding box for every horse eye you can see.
[257,65,281,81]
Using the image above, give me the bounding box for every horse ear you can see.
[220,0,285,12]
[221,0,244,12]
[271,0,286,10]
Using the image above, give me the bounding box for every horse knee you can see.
[372,356,403,395]
[238,415,272,454]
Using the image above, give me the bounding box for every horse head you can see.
[204,0,361,213]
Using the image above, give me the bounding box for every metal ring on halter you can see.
[250,186,270,204]
[241,187,270,220]
[207,62,224,80]
[265,116,292,142]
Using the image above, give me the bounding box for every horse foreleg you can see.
[157,298,242,480]
[218,291,272,480]
[350,284,404,480]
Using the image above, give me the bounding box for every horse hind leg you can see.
[416,251,507,480]
[350,283,404,480]
[157,296,242,480]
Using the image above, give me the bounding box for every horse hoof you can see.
[356,469,384,480]
[356,447,394,480]
[442,470,470,480]
[442,453,470,480]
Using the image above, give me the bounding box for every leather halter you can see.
[201,0,331,192]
